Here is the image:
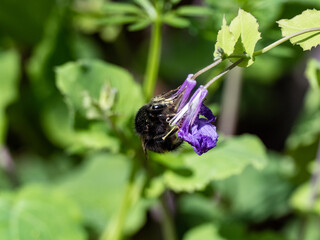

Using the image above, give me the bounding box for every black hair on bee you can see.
[135,90,183,154]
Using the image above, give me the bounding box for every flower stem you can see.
[143,18,162,101]
[100,160,139,240]
[192,58,223,80]
[253,27,320,57]
[204,58,244,89]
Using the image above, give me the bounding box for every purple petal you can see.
[182,86,208,128]
[176,86,219,155]
[176,74,196,111]
[200,104,215,122]
[178,118,218,155]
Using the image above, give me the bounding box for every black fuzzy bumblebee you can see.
[135,90,183,154]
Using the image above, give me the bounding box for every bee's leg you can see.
[161,126,179,140]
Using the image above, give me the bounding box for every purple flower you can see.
[170,83,219,155]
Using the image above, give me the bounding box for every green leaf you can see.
[163,13,190,28]
[0,49,20,144]
[98,16,139,25]
[229,9,261,67]
[213,151,294,221]
[277,9,320,51]
[178,194,226,226]
[285,216,320,240]
[214,16,236,57]
[305,58,320,90]
[155,134,267,192]
[102,2,143,15]
[0,185,86,240]
[55,59,144,126]
[41,97,120,153]
[175,6,213,17]
[134,0,156,19]
[128,18,151,31]
[290,182,320,214]
[286,88,320,150]
[58,152,147,235]
[183,223,226,240]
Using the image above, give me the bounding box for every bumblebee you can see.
[135,90,183,153]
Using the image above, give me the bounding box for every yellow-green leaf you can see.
[214,16,236,58]
[229,9,261,66]
[277,9,320,51]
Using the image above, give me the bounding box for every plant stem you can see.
[217,66,243,136]
[253,27,320,57]
[143,18,162,101]
[204,58,244,89]
[309,139,320,207]
[100,160,139,240]
[160,192,177,240]
[192,58,223,80]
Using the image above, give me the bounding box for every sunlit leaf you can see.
[214,16,236,57]
[0,185,86,240]
[0,49,20,144]
[277,9,320,51]
[155,134,267,192]
[290,182,320,214]
[183,223,226,240]
[229,9,261,67]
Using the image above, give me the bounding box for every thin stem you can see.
[204,58,244,89]
[160,192,177,240]
[143,18,162,101]
[217,66,243,136]
[309,139,320,208]
[254,27,320,57]
[100,161,139,240]
[192,58,223,80]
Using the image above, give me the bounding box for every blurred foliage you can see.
[0,49,19,144]
[0,0,319,240]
